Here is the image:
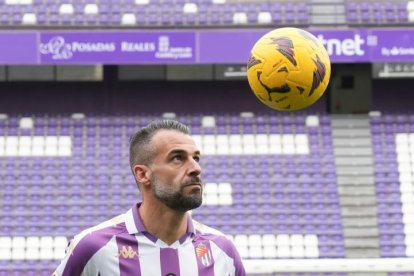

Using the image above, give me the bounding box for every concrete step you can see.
[338,186,375,196]
[340,196,377,206]
[345,248,381,258]
[333,138,372,146]
[343,227,379,237]
[335,157,373,166]
[342,217,378,227]
[336,166,374,175]
[332,129,371,137]
[341,206,378,216]
[337,176,375,185]
[310,5,345,14]
[331,119,370,128]
[331,114,370,119]
[310,15,346,24]
[345,237,379,248]
[334,148,372,156]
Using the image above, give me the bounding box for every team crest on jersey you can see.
[117,246,139,259]
[195,243,213,267]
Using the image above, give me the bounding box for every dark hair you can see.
[129,119,190,169]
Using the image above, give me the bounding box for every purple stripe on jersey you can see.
[194,241,215,276]
[186,215,195,234]
[143,232,158,243]
[178,216,196,244]
[116,232,140,276]
[62,223,126,276]
[132,203,146,233]
[132,203,158,243]
[160,248,180,276]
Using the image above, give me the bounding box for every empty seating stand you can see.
[0,112,345,274]
[2,0,412,27]
[4,112,414,274]
[345,0,410,25]
[0,0,311,27]
[370,113,414,258]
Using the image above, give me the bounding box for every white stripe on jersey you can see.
[135,234,162,275]
[89,236,120,276]
[211,241,236,276]
[124,209,138,234]
[80,243,101,276]
[178,241,199,276]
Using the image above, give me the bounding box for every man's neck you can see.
[138,200,188,245]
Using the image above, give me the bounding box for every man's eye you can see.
[173,155,183,161]
[194,156,200,163]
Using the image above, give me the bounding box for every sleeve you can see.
[53,231,109,276]
[228,239,246,276]
[53,238,77,276]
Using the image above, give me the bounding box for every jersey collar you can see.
[125,202,196,243]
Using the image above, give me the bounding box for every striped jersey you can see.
[54,202,246,276]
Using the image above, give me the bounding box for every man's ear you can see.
[133,165,151,187]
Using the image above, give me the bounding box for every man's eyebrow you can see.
[167,149,201,156]
[168,149,185,156]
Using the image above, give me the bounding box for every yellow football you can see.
[247,27,331,111]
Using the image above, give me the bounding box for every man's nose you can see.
[188,158,202,176]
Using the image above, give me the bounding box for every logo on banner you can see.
[316,34,366,56]
[39,36,73,60]
[195,243,213,267]
[155,36,192,59]
[381,47,414,57]
[40,36,116,60]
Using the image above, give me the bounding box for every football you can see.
[247,27,331,111]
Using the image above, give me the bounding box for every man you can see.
[54,119,246,276]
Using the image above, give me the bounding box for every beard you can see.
[152,175,203,212]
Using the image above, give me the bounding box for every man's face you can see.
[149,130,203,212]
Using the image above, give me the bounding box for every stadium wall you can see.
[0,76,412,115]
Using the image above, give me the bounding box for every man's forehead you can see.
[153,129,197,150]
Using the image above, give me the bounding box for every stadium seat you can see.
[121,13,136,25]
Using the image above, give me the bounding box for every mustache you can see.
[181,176,203,187]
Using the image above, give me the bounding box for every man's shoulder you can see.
[70,214,127,253]
[78,214,126,237]
[192,219,234,245]
[192,219,226,237]
[53,214,129,276]
[192,219,240,257]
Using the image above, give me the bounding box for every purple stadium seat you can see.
[147,14,159,25]
[348,13,359,24]
[386,11,397,22]
[197,13,207,25]
[398,11,408,22]
[361,11,371,23]
[298,12,309,24]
